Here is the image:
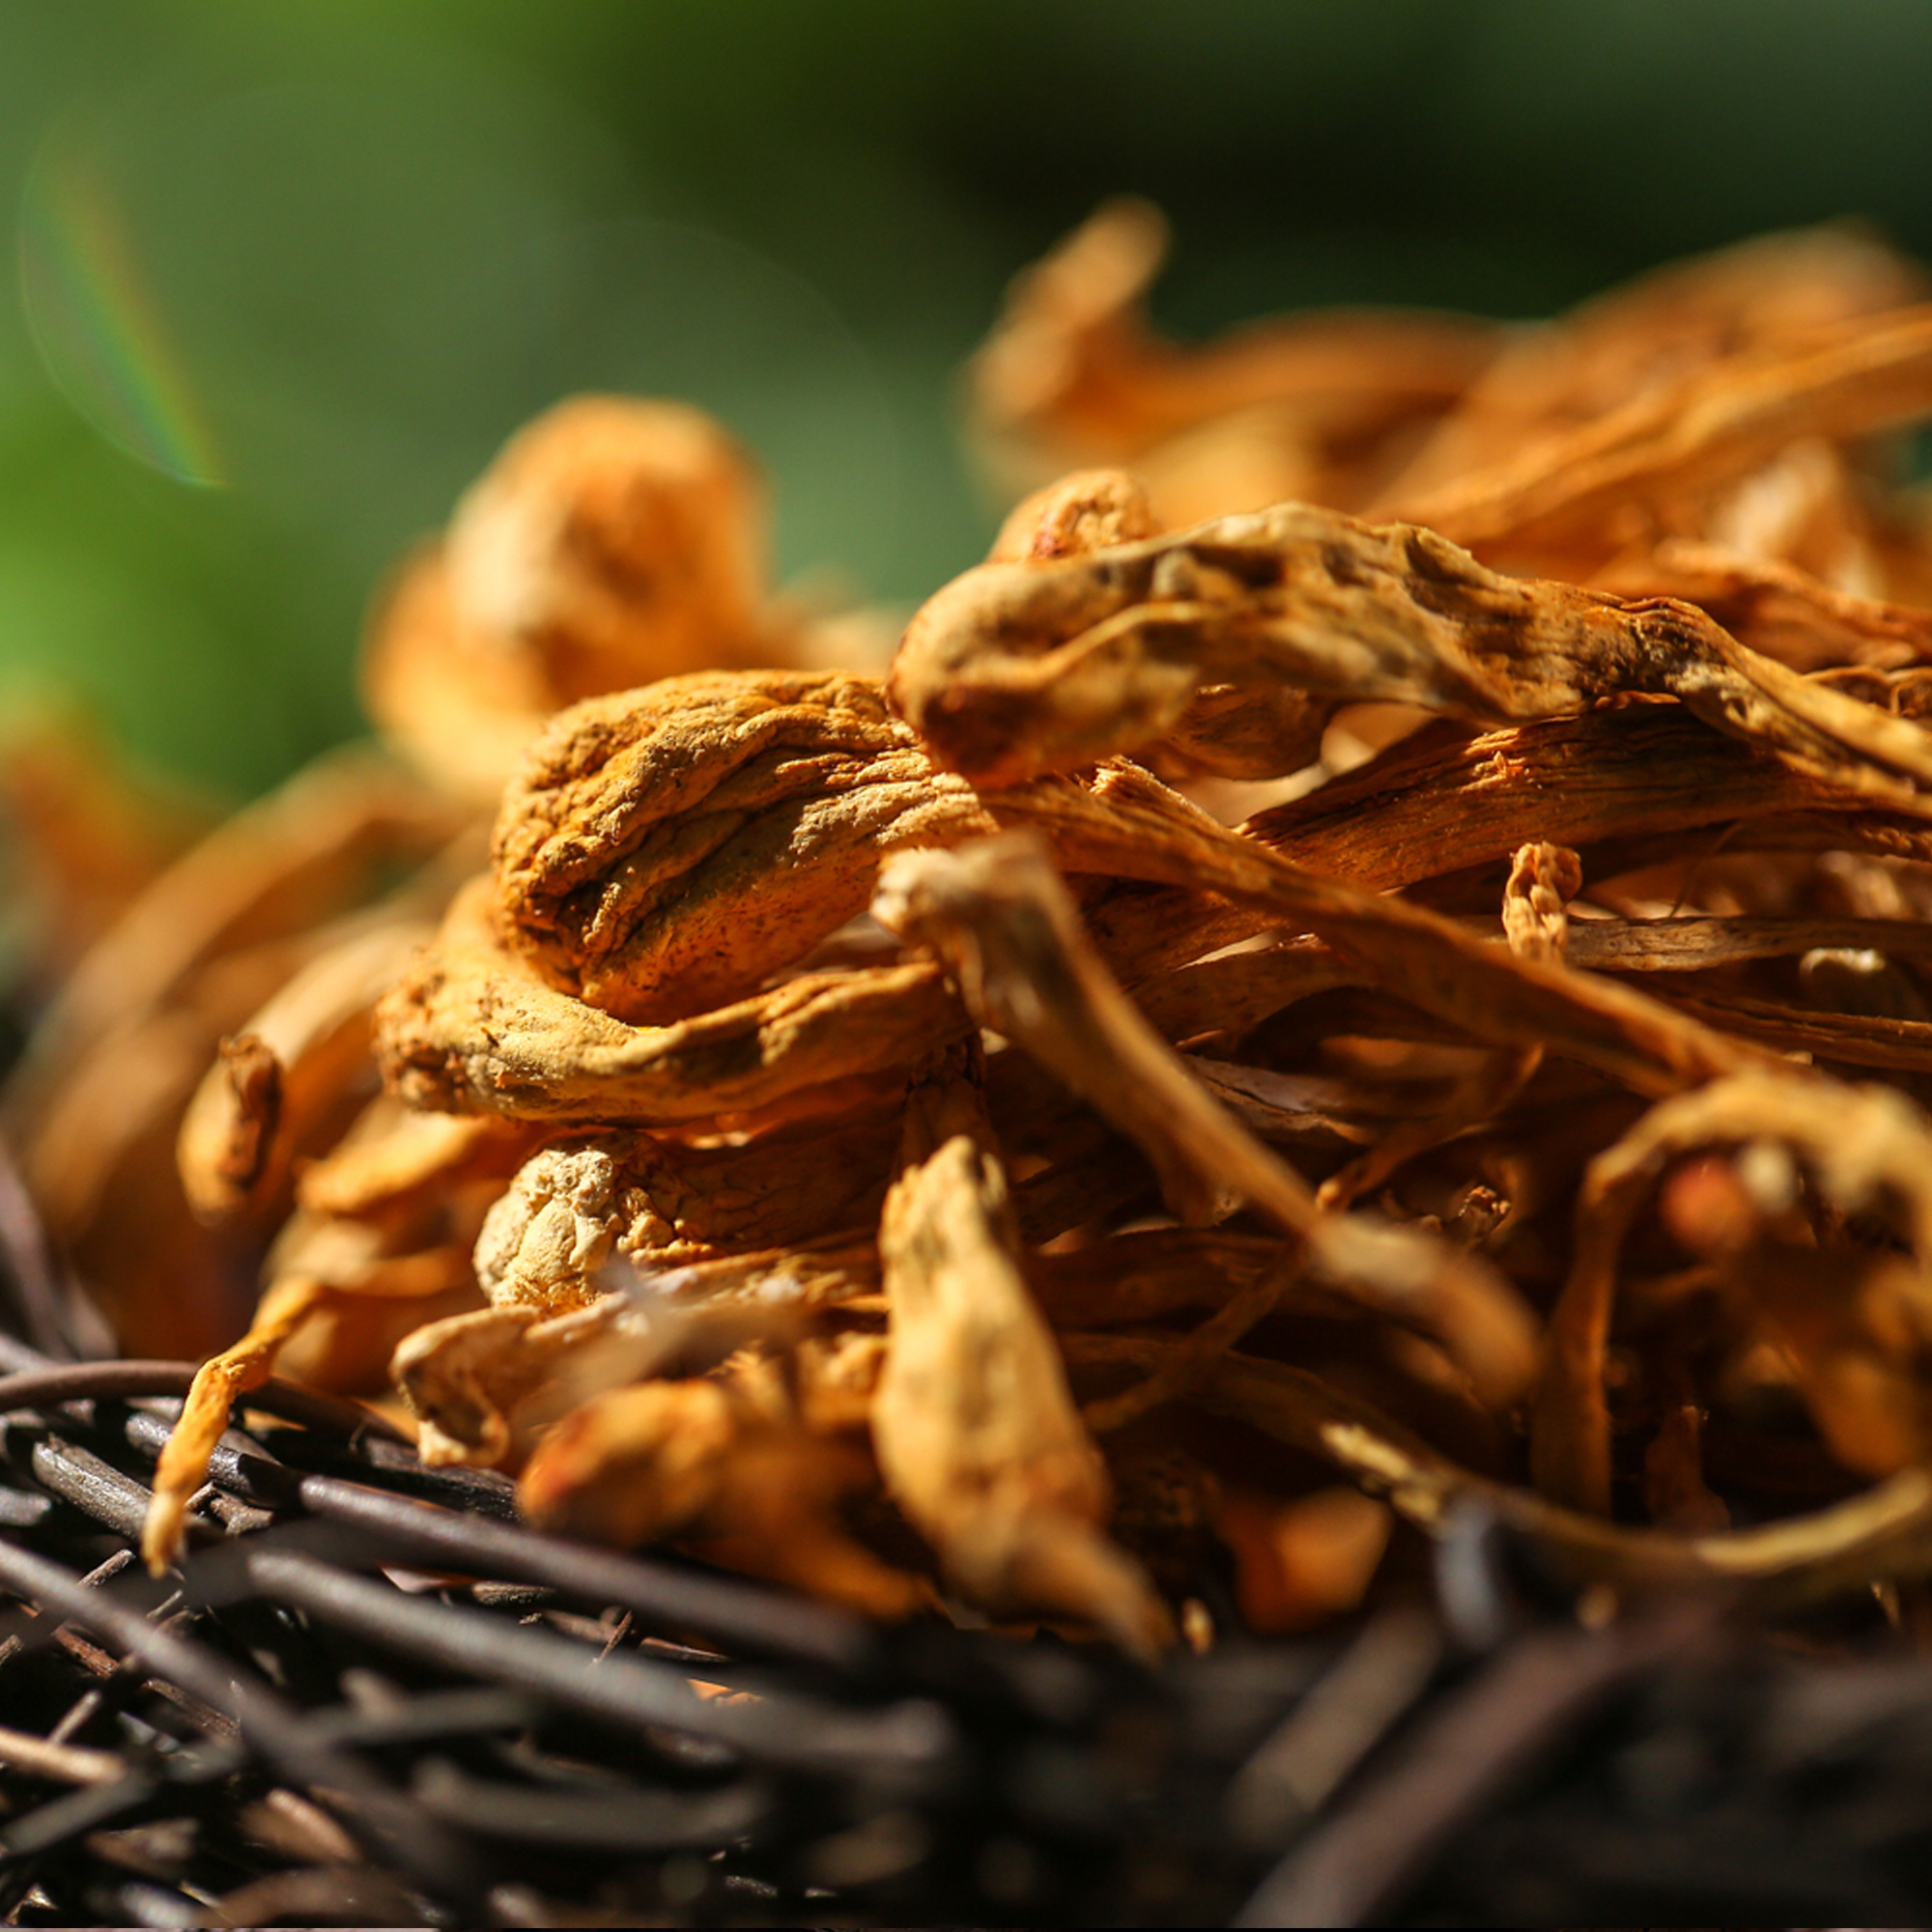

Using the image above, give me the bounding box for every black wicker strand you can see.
[0,1537,487,1914]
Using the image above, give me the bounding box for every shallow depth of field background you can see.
[2,0,1931,804]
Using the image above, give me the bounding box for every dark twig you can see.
[0,1360,407,1437]
[1235,1602,1717,1927]
[241,1548,956,1786]
[0,1538,487,1913]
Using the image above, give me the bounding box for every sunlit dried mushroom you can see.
[32,206,1932,1648]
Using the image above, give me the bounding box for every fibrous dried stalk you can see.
[176,918,432,1224]
[873,1066,1172,1654]
[892,499,1932,806]
[1532,1074,1932,1515]
[1065,1333,1932,1607]
[872,835,1540,1405]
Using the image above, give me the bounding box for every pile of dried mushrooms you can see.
[13,203,1932,1655]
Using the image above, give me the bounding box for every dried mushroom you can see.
[14,207,1932,1653]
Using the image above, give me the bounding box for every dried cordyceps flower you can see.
[872,1062,1172,1655]
[1385,305,1932,569]
[971,198,1502,522]
[890,499,1932,802]
[489,662,1414,1026]
[176,917,433,1225]
[518,1353,924,1618]
[1532,1073,1932,1513]
[5,745,466,1359]
[473,1116,897,1311]
[872,834,1539,1407]
[375,878,966,1127]
[77,205,1932,1658]
[489,668,1001,1020]
[362,396,789,802]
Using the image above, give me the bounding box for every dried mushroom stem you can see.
[1376,222,1925,502]
[1022,762,1771,1098]
[142,1276,331,1572]
[294,1101,540,1223]
[176,918,432,1224]
[489,670,1007,1022]
[891,499,1932,807]
[375,916,963,1128]
[361,396,790,802]
[1065,1333,1932,1606]
[873,1065,1173,1655]
[871,834,1540,1406]
[1532,1074,1932,1516]
[393,1300,639,1467]
[1241,706,1932,903]
[1384,305,1932,563]
[485,665,1325,1029]
[971,197,1501,507]
[987,468,1163,564]
[518,1357,924,1620]
[1297,841,1577,1211]
[7,744,463,1127]
[1590,538,1932,672]
[1561,912,1932,975]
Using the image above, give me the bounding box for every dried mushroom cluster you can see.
[14,203,1932,1652]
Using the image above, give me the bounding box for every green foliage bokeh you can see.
[2,0,1931,801]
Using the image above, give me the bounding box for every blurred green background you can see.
[3,0,1932,802]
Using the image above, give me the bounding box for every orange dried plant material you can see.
[142,1273,331,1570]
[176,918,432,1225]
[871,835,1538,1406]
[519,1356,923,1619]
[294,1097,541,1224]
[375,878,966,1127]
[1385,306,1932,571]
[93,213,1932,1645]
[1532,1074,1932,1515]
[471,1113,898,1315]
[972,198,1501,518]
[0,701,208,981]
[1218,1487,1394,1638]
[872,1065,1172,1655]
[362,397,787,801]
[891,500,1932,805]
[1381,224,1926,503]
